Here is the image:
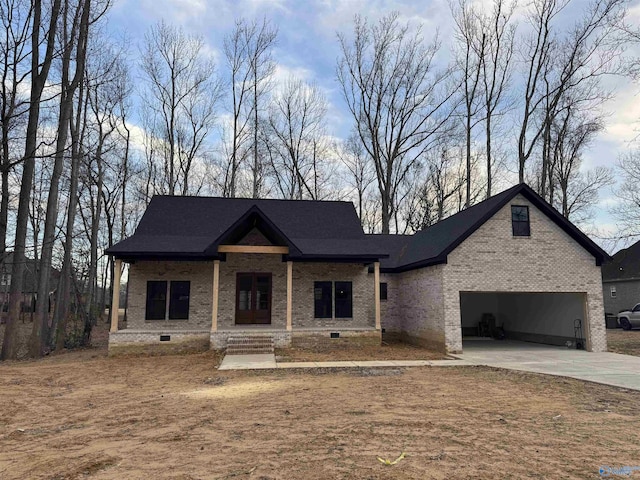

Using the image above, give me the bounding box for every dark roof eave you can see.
[387,255,448,273]
[108,252,222,262]
[431,184,610,266]
[288,253,389,263]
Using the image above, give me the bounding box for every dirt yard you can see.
[607,329,640,356]
[1,347,640,479]
[276,340,446,362]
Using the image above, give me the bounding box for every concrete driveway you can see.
[453,340,640,391]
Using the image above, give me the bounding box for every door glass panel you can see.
[238,275,252,311]
[256,275,270,310]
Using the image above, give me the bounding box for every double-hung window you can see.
[145,280,191,320]
[314,281,354,319]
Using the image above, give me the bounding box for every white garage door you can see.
[459,292,587,347]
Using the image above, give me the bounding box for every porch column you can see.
[110,259,122,333]
[286,260,293,331]
[211,259,220,332]
[374,261,381,330]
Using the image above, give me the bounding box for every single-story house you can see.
[106,183,609,355]
[602,240,640,315]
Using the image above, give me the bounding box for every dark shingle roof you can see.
[107,196,388,260]
[108,184,610,269]
[368,183,609,271]
[602,241,640,282]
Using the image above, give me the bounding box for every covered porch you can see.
[108,245,383,354]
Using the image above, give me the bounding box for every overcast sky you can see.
[107,0,640,250]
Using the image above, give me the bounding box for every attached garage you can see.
[460,292,588,348]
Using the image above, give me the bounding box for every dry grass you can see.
[607,329,640,356]
[276,340,447,362]
[1,340,640,479]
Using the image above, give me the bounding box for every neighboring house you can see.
[0,252,60,321]
[106,183,609,355]
[601,240,640,315]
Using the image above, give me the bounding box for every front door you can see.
[235,273,272,324]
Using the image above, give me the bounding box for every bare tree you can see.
[452,0,486,207]
[2,0,62,360]
[337,133,375,222]
[222,18,277,198]
[264,77,329,200]
[480,0,516,198]
[404,138,467,232]
[518,0,630,194]
[0,0,32,256]
[337,12,457,233]
[30,0,96,357]
[140,21,221,197]
[614,151,640,241]
[545,104,610,221]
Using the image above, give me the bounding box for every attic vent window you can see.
[610,286,617,298]
[511,205,530,237]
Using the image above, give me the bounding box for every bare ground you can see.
[607,329,640,356]
[1,344,640,479]
[276,340,447,362]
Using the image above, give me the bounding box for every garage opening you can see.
[460,292,588,348]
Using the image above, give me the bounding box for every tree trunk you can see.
[1,0,61,360]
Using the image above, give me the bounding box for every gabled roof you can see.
[106,196,389,261]
[107,184,609,269]
[602,240,640,282]
[368,183,610,272]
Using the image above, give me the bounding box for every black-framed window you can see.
[511,205,530,237]
[146,280,167,320]
[169,281,190,320]
[335,281,353,318]
[380,282,388,301]
[314,281,332,318]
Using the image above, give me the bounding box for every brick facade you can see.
[380,267,446,352]
[291,262,375,329]
[126,261,214,331]
[112,256,378,354]
[442,194,606,353]
[115,194,606,356]
[382,194,606,353]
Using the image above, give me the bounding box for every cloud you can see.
[602,80,640,145]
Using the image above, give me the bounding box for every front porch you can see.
[108,245,383,355]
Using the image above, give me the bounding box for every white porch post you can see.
[286,260,293,331]
[374,261,381,330]
[211,259,220,332]
[110,259,122,333]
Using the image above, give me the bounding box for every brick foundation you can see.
[108,330,210,356]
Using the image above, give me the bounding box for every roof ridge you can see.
[151,195,354,204]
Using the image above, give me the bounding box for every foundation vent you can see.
[160,335,171,342]
[330,332,340,339]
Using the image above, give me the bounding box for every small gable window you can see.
[610,286,617,298]
[511,205,530,237]
[380,282,388,301]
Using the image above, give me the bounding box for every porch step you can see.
[226,334,275,355]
